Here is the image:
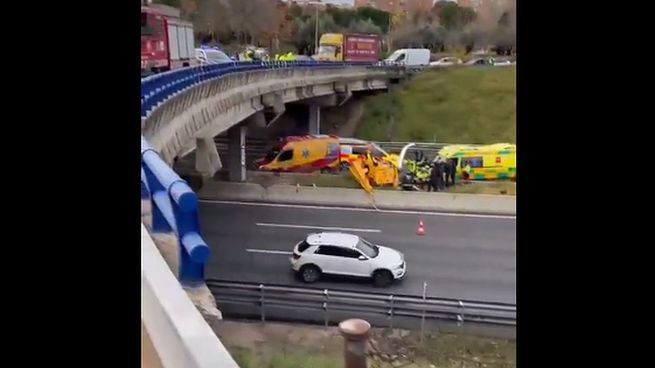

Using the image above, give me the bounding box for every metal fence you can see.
[207,279,516,331]
[212,137,452,165]
[375,142,448,156]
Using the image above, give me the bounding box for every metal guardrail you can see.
[207,279,516,328]
[212,137,451,160]
[375,142,448,155]
[208,139,458,174]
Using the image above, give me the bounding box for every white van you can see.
[385,48,431,67]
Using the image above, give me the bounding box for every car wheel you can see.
[300,265,321,283]
[372,270,393,287]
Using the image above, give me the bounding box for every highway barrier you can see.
[142,226,239,368]
[207,279,516,333]
[198,182,516,215]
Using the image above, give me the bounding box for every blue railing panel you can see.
[141,138,210,283]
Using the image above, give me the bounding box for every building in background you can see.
[354,0,400,13]
[405,0,434,13]
[289,0,327,9]
[354,0,435,13]
[290,0,353,8]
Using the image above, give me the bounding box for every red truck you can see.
[317,33,380,62]
[141,3,196,76]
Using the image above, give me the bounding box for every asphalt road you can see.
[199,200,516,303]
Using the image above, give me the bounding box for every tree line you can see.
[151,0,516,55]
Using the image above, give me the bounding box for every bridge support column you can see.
[195,137,222,178]
[308,104,321,135]
[227,125,247,182]
[262,93,285,127]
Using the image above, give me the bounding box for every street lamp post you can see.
[387,1,393,53]
[303,0,323,56]
[315,4,319,55]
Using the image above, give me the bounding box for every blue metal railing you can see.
[141,60,379,118]
[140,60,386,283]
[141,137,210,283]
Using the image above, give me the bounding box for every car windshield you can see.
[318,45,337,57]
[206,50,230,62]
[356,238,379,258]
[386,50,403,62]
[264,147,280,161]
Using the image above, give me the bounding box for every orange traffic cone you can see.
[416,220,425,236]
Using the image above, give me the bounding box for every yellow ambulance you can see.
[438,143,516,181]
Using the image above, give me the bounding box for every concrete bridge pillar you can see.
[195,137,222,178]
[227,125,247,182]
[262,93,285,127]
[308,104,321,135]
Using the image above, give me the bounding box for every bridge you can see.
[141,61,406,367]
[142,61,404,181]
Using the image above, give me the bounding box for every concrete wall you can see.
[142,67,397,164]
[142,224,239,368]
[198,182,516,216]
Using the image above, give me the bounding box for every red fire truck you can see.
[141,3,196,75]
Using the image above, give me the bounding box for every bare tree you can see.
[224,0,279,46]
[193,0,231,41]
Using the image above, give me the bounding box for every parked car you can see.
[195,47,233,65]
[465,58,491,66]
[429,57,463,67]
[290,232,406,287]
[493,59,516,66]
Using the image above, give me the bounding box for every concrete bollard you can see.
[339,319,371,368]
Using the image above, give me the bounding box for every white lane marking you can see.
[198,199,516,220]
[256,222,381,233]
[246,249,293,255]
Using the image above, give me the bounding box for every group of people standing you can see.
[239,48,296,62]
[427,156,457,192]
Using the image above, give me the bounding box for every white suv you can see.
[290,232,406,287]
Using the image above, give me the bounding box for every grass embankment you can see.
[220,321,516,368]
[356,67,516,144]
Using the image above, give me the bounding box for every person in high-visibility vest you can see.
[462,161,472,181]
[286,52,295,61]
[243,50,253,61]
